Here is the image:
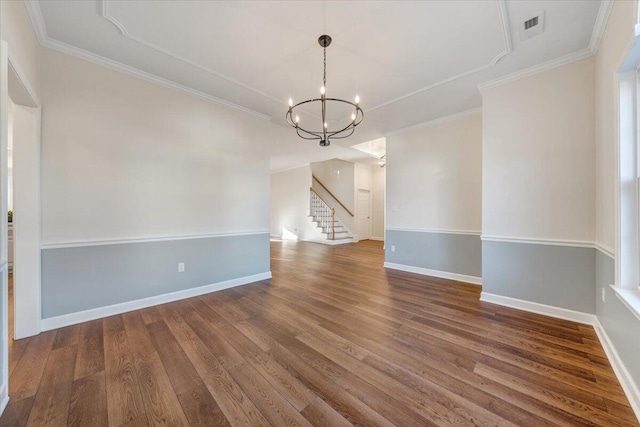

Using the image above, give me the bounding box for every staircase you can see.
[309,188,354,244]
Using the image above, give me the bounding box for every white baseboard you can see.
[0,382,8,416]
[383,262,482,285]
[41,271,272,331]
[370,236,384,241]
[479,292,596,325]
[593,319,640,421]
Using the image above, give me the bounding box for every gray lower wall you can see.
[41,233,270,318]
[482,241,596,314]
[596,250,640,393]
[385,230,481,278]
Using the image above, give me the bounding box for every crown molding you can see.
[477,48,593,92]
[24,1,47,43]
[27,0,512,116]
[384,107,482,137]
[368,0,511,113]
[478,0,613,92]
[100,0,284,107]
[589,1,614,53]
[24,1,271,121]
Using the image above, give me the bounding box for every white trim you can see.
[480,235,595,249]
[0,383,7,416]
[387,227,481,236]
[23,0,270,122]
[478,48,593,92]
[480,292,597,325]
[370,236,384,241]
[596,243,616,259]
[7,55,40,107]
[611,284,640,323]
[385,108,482,137]
[384,262,482,285]
[589,1,614,53]
[478,0,613,92]
[23,1,47,43]
[300,238,354,246]
[41,230,270,250]
[593,317,640,421]
[41,271,272,331]
[28,0,511,116]
[40,39,271,121]
[100,0,285,108]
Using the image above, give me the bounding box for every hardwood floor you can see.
[1,240,638,426]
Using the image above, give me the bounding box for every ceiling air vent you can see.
[519,12,544,42]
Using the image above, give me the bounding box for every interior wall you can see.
[270,164,325,242]
[311,159,356,233]
[594,0,640,411]
[481,57,596,313]
[371,165,385,240]
[384,113,482,279]
[0,0,41,98]
[39,47,280,321]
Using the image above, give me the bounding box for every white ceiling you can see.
[28,1,605,171]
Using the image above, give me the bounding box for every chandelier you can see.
[286,35,364,147]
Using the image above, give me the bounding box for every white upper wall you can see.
[482,57,595,242]
[40,48,280,244]
[311,159,355,213]
[386,113,482,233]
[595,0,637,253]
[371,166,385,239]
[1,0,40,97]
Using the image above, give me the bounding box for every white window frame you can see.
[614,21,640,321]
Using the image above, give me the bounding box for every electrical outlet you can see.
[391,245,396,252]
[602,287,606,303]
[178,262,185,273]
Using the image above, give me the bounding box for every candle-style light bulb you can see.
[320,86,326,95]
[354,94,360,104]
[295,115,300,123]
[288,98,293,107]
[351,112,356,121]
[324,122,328,128]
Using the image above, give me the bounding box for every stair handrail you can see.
[310,187,335,240]
[312,175,355,217]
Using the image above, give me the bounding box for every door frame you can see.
[357,188,372,240]
[7,46,42,341]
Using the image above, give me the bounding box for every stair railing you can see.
[310,187,335,240]
[312,175,354,217]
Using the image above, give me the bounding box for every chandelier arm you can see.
[327,126,356,140]
[295,126,323,140]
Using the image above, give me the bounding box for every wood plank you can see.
[134,351,190,426]
[67,371,108,427]
[25,344,77,426]
[74,319,105,381]
[9,330,56,400]
[229,362,314,427]
[177,385,231,427]
[146,320,204,395]
[103,330,145,426]
[51,324,81,351]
